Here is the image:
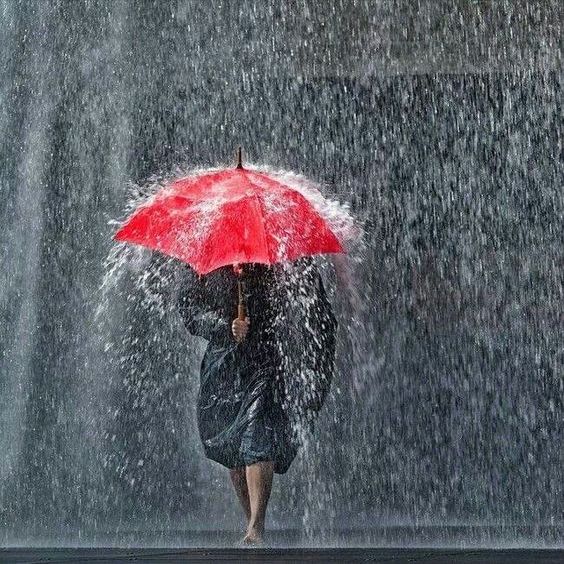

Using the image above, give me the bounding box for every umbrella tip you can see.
[236,146,243,169]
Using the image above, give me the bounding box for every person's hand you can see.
[232,316,250,342]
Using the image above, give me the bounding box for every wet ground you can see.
[2,524,562,562]
[1,547,563,563]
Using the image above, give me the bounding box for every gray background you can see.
[0,0,562,546]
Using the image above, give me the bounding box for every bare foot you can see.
[241,525,264,545]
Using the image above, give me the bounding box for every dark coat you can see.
[176,258,337,474]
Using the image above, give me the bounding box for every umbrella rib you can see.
[251,192,272,263]
[241,170,271,263]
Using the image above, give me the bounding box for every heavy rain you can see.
[0,0,561,551]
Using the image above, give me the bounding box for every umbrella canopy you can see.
[113,150,345,276]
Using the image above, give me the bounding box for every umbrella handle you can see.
[237,277,246,320]
[238,303,246,320]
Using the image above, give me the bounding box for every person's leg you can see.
[243,460,275,543]
[229,467,251,522]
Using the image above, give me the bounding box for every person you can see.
[176,257,337,544]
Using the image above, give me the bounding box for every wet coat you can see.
[176,258,337,474]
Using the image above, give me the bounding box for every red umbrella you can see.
[113,148,346,319]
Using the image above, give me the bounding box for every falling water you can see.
[0,0,561,548]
